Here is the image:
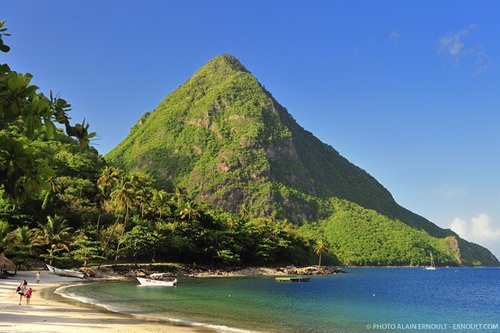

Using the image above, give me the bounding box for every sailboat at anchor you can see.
[425,252,436,270]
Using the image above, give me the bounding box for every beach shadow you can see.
[0,308,162,329]
[0,303,215,333]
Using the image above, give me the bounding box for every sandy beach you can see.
[0,271,213,333]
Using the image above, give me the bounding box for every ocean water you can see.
[59,268,500,332]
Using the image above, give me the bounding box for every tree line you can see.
[0,129,319,269]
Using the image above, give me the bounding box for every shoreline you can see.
[108,263,346,278]
[0,271,214,333]
[0,265,346,333]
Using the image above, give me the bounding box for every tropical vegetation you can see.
[0,125,316,269]
[0,22,498,269]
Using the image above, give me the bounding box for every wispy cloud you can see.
[437,24,492,75]
[438,184,469,200]
[344,48,359,63]
[451,213,500,242]
[474,45,492,76]
[437,25,475,57]
[389,29,400,46]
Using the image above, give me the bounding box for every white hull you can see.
[46,264,86,278]
[425,253,436,270]
[137,277,177,286]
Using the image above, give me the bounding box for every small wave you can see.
[55,283,262,333]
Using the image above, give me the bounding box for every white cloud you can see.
[450,213,500,243]
[437,24,476,57]
[471,213,500,240]
[439,184,469,200]
[437,24,492,75]
[450,217,468,238]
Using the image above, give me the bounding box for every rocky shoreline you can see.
[107,263,347,279]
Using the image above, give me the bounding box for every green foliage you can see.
[318,198,467,266]
[70,232,105,266]
[0,111,315,268]
[0,20,11,53]
[0,21,96,203]
[119,225,157,265]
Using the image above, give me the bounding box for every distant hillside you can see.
[106,54,499,267]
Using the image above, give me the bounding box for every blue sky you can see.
[3,0,500,259]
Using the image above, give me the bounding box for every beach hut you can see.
[0,252,16,273]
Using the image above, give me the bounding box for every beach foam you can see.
[56,282,261,333]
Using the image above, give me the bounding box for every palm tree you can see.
[35,215,73,265]
[133,173,154,218]
[6,226,39,271]
[179,199,200,223]
[97,166,125,190]
[12,226,36,249]
[12,225,39,252]
[109,175,137,265]
[98,172,136,267]
[170,186,187,204]
[95,183,108,231]
[153,189,170,219]
[96,166,125,220]
[315,239,329,268]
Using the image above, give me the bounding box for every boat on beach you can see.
[137,273,178,286]
[46,264,86,278]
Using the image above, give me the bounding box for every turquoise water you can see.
[61,268,500,332]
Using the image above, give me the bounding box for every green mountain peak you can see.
[106,55,499,267]
[198,53,250,74]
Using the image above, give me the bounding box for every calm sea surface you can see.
[60,268,500,332]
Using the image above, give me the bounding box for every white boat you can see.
[425,253,436,270]
[46,264,86,278]
[137,273,177,286]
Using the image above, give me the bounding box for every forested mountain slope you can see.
[106,54,499,266]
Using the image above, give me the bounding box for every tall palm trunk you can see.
[96,213,101,231]
[114,206,129,265]
[98,212,121,268]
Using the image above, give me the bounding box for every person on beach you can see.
[25,287,33,305]
[36,272,40,283]
[16,280,27,305]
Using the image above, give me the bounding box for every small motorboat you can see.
[137,273,177,286]
[46,264,86,278]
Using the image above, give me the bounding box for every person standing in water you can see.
[36,272,40,283]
